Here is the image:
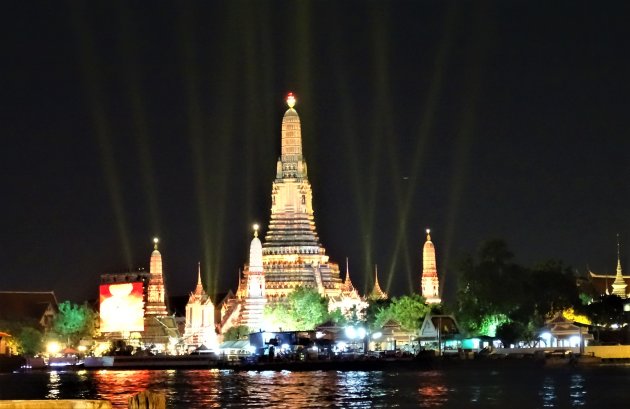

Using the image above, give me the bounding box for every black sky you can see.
[2,1,629,304]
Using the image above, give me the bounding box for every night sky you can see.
[2,1,629,304]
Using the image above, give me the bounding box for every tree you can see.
[388,294,430,332]
[52,301,97,346]
[0,320,43,356]
[584,295,625,328]
[495,321,526,347]
[263,287,330,331]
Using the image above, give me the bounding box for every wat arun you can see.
[261,93,346,302]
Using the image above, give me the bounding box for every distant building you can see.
[421,229,442,304]
[369,266,388,301]
[0,291,58,334]
[588,238,630,298]
[261,93,346,301]
[217,94,365,334]
[98,239,178,353]
[183,263,217,351]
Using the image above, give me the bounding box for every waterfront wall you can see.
[0,401,111,409]
[586,345,630,359]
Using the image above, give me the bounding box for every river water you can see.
[1,365,630,408]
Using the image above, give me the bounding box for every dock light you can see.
[357,328,366,339]
[540,332,552,342]
[372,332,382,340]
[569,336,581,347]
[345,326,357,339]
[315,331,325,339]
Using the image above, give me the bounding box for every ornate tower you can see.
[145,237,169,316]
[612,236,627,298]
[421,229,442,304]
[184,263,216,349]
[239,224,268,330]
[369,265,388,301]
[262,93,343,300]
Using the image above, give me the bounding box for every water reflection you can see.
[569,373,586,407]
[46,371,61,399]
[3,367,629,408]
[417,371,448,407]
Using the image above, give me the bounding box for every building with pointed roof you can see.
[369,265,388,301]
[0,291,58,333]
[145,238,169,317]
[261,94,345,301]
[421,229,442,304]
[183,263,217,350]
[588,236,630,298]
[238,225,268,331]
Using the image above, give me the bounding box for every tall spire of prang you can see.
[421,228,442,304]
[193,262,205,296]
[146,237,169,316]
[612,234,627,297]
[370,265,388,300]
[279,92,307,179]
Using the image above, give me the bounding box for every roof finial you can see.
[426,228,431,241]
[253,223,259,238]
[197,262,202,285]
[286,92,296,109]
[153,237,159,250]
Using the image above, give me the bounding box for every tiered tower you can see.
[145,238,169,316]
[262,93,344,300]
[421,229,441,304]
[240,224,267,330]
[611,237,627,298]
[369,265,388,300]
[184,263,216,349]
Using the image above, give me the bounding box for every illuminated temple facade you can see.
[261,94,354,306]
[183,263,217,350]
[220,94,364,333]
[421,229,441,304]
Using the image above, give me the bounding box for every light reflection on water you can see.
[0,366,628,408]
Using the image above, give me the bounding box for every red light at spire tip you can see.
[286,92,296,108]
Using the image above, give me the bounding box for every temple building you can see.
[261,94,353,304]
[421,229,442,304]
[145,238,169,317]
[588,239,630,298]
[183,263,217,350]
[337,259,368,315]
[238,224,268,330]
[369,266,388,301]
[98,238,179,352]
[218,94,364,334]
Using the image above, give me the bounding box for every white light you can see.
[569,336,581,346]
[47,341,61,355]
[357,327,366,339]
[345,327,357,339]
[316,331,325,339]
[372,332,382,340]
[247,345,256,353]
[281,344,290,351]
[337,341,347,351]
[540,332,552,341]
[611,324,620,329]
